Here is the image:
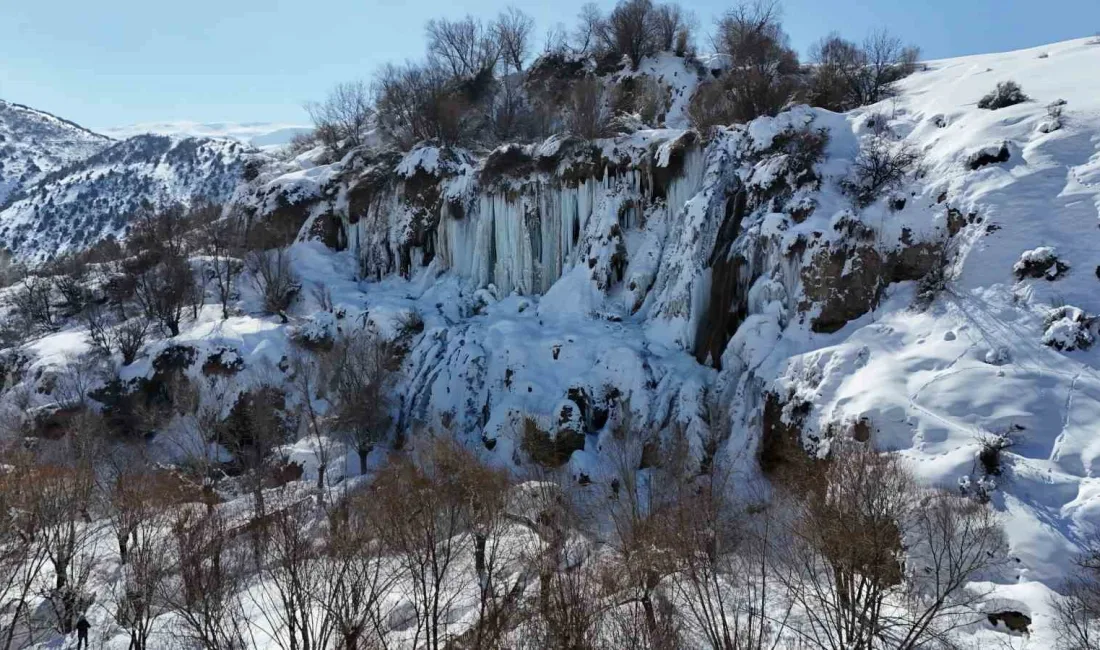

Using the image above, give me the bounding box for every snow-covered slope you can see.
[0,98,112,206]
[750,37,1100,637]
[0,134,262,261]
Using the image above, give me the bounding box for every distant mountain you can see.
[0,98,112,206]
[100,121,312,151]
[0,134,263,261]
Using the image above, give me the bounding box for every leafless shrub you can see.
[306,80,374,153]
[0,249,24,289]
[687,79,737,133]
[977,432,1014,477]
[309,283,334,314]
[247,248,299,322]
[612,75,669,127]
[284,131,320,159]
[978,80,1030,110]
[842,133,923,207]
[51,259,91,317]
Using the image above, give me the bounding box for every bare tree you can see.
[808,32,865,112]
[250,502,335,650]
[652,3,693,53]
[248,248,300,323]
[454,443,518,649]
[426,16,501,80]
[200,210,245,321]
[320,491,399,650]
[601,0,660,69]
[809,30,919,111]
[711,0,801,121]
[374,439,477,650]
[514,479,612,650]
[777,444,1007,650]
[855,30,920,106]
[373,60,472,148]
[218,384,293,532]
[566,76,612,140]
[32,463,99,634]
[572,3,607,57]
[165,508,251,650]
[306,81,374,152]
[494,7,535,73]
[1054,543,1100,649]
[115,318,150,366]
[0,448,50,650]
[288,350,337,501]
[9,275,56,333]
[104,471,175,650]
[324,333,395,474]
[133,252,196,337]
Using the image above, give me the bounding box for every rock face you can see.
[232,104,949,472]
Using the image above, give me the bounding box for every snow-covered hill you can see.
[0,134,263,261]
[225,37,1100,643]
[5,37,1100,647]
[100,121,312,151]
[0,98,112,206]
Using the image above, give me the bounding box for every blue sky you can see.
[1,0,1097,129]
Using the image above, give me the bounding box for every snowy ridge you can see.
[0,134,264,261]
[100,121,313,151]
[0,98,112,206]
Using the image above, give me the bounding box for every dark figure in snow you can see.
[76,615,90,649]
